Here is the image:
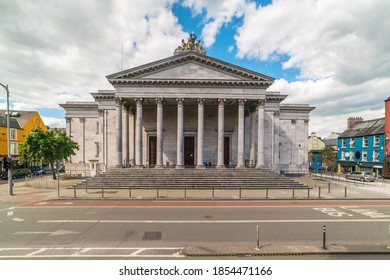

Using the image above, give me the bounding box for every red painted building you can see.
[384,98,390,178]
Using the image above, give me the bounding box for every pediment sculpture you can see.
[174,33,206,55]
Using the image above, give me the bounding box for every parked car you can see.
[345,171,376,182]
[1,168,32,180]
[32,168,47,176]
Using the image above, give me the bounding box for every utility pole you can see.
[0,82,13,195]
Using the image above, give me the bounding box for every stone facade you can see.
[60,47,314,175]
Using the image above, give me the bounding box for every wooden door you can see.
[184,136,195,166]
[224,137,230,166]
[149,136,157,166]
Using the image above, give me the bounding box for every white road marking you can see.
[0,247,185,258]
[14,230,79,236]
[37,218,390,224]
[12,218,24,222]
[7,211,13,216]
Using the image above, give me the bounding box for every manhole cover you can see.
[142,231,162,240]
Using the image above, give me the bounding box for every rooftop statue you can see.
[174,33,206,55]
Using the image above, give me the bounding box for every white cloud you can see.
[0,0,185,117]
[183,0,247,47]
[235,0,390,137]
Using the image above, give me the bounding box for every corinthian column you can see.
[176,98,184,169]
[273,110,280,170]
[256,99,265,168]
[115,98,123,167]
[135,98,144,168]
[156,98,164,168]
[196,98,205,168]
[236,99,246,168]
[216,98,226,168]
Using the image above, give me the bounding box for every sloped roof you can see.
[106,51,274,88]
[0,110,37,128]
[339,118,384,138]
[0,115,22,129]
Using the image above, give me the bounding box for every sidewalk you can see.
[184,244,390,257]
[2,174,390,202]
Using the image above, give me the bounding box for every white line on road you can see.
[37,218,390,224]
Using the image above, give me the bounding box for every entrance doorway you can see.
[184,136,195,166]
[148,136,157,167]
[224,137,230,166]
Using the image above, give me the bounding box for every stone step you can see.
[71,167,305,190]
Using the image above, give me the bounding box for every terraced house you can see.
[60,36,315,177]
[337,117,384,177]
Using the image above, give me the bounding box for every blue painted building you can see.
[337,118,384,176]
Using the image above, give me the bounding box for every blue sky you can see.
[0,0,389,137]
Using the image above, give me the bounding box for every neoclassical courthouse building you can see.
[60,36,314,176]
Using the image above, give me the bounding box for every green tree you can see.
[19,128,79,179]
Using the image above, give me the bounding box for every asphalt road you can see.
[1,200,390,258]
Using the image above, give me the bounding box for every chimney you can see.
[347,117,363,129]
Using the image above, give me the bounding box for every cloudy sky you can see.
[0,0,389,138]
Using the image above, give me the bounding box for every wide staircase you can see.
[71,167,305,190]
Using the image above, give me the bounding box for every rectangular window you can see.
[374,135,380,147]
[95,142,99,158]
[341,151,346,160]
[10,129,17,140]
[341,139,346,148]
[363,136,368,147]
[10,143,18,155]
[373,150,379,162]
[362,151,368,162]
[350,138,355,148]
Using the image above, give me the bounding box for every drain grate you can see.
[142,231,162,240]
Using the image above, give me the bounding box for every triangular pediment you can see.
[107,51,274,87]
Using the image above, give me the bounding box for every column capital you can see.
[156,97,164,105]
[65,117,72,123]
[273,111,280,118]
[257,99,266,108]
[304,119,309,126]
[176,98,184,106]
[135,97,144,105]
[291,119,297,125]
[197,98,205,105]
[79,117,86,124]
[237,99,247,107]
[115,97,123,105]
[98,109,104,117]
[217,98,226,106]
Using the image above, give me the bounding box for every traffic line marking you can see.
[36,218,390,224]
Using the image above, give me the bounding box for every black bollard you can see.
[322,225,327,250]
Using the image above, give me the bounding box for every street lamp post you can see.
[0,82,13,196]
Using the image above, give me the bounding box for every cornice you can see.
[109,78,273,88]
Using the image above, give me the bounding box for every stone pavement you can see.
[184,244,390,257]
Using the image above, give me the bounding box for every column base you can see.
[216,165,226,169]
[115,165,124,168]
[155,165,164,169]
[176,165,185,169]
[135,165,144,169]
[235,165,247,169]
[255,165,264,169]
[196,165,206,169]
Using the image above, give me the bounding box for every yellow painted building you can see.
[0,110,47,161]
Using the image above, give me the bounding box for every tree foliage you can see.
[19,128,79,179]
